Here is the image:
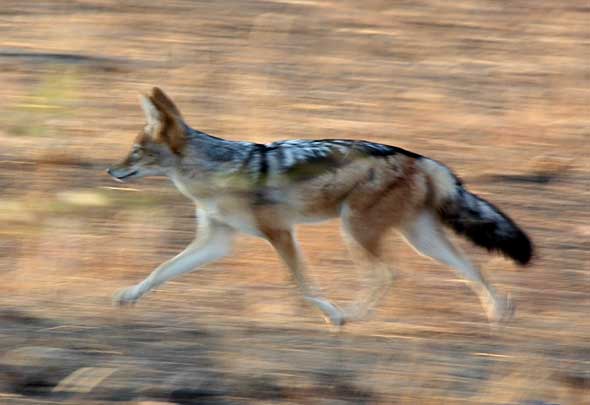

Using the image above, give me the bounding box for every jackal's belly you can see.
[201,198,337,235]
[277,173,365,223]
[198,157,413,232]
[255,162,374,225]
[197,181,348,234]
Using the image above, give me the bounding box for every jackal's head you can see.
[107,87,187,182]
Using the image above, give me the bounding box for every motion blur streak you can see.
[0,1,587,404]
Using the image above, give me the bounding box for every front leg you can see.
[114,212,233,305]
[263,229,345,326]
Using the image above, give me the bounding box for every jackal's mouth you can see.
[112,170,138,182]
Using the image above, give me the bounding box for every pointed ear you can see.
[147,88,186,154]
[149,87,184,121]
[139,95,162,129]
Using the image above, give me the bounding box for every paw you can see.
[487,294,515,324]
[326,310,347,327]
[304,296,346,326]
[113,286,140,307]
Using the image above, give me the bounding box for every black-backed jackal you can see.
[108,88,533,325]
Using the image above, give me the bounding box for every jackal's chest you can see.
[199,197,264,236]
[170,175,274,234]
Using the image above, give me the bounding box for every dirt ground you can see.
[0,1,588,404]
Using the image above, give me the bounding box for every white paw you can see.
[304,296,346,326]
[486,294,515,323]
[327,310,347,326]
[112,286,141,306]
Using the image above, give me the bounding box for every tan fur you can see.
[149,87,186,154]
[150,87,184,118]
[415,158,458,205]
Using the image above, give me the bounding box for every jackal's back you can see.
[183,136,423,187]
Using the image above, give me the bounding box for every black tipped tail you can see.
[438,188,534,266]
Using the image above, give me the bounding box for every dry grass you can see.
[0,1,588,404]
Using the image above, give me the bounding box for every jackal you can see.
[107,87,533,325]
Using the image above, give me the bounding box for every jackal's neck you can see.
[184,126,254,164]
[165,126,255,199]
[187,126,226,143]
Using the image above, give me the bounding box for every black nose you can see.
[106,168,112,175]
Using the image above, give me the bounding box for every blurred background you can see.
[0,1,588,404]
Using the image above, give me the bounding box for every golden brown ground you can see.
[0,1,588,403]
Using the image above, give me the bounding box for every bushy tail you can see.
[439,187,533,265]
[419,159,534,266]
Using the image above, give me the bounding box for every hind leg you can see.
[400,210,513,322]
[340,204,395,321]
[263,228,345,326]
